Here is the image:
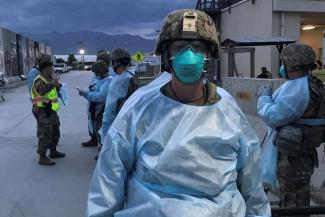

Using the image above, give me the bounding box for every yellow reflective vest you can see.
[31,75,60,112]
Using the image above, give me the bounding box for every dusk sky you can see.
[0,0,196,38]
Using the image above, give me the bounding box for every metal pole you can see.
[250,49,255,78]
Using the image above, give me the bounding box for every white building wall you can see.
[0,28,4,73]
[219,0,305,79]
[220,0,273,79]
[273,0,325,13]
[271,12,301,76]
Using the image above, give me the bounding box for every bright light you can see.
[302,25,316,30]
[79,49,85,55]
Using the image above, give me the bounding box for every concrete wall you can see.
[29,39,35,68]
[39,43,46,54]
[223,77,284,116]
[0,27,51,77]
[46,46,52,55]
[0,28,4,73]
[2,28,19,77]
[220,0,274,79]
[323,30,325,66]
[301,27,325,59]
[273,0,325,13]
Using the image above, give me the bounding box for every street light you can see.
[79,49,85,63]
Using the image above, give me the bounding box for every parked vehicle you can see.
[135,62,149,74]
[54,63,68,73]
[84,62,93,71]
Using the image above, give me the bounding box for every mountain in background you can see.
[23,31,156,55]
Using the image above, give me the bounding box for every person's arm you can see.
[236,112,271,217]
[257,96,299,128]
[87,125,134,217]
[86,79,111,102]
[257,78,309,128]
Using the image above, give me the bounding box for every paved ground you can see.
[0,70,97,217]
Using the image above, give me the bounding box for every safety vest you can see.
[31,75,60,112]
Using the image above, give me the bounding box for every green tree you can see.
[56,58,65,63]
[67,54,77,64]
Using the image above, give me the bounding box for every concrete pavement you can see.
[0,70,97,217]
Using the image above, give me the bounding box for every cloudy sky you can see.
[0,0,196,39]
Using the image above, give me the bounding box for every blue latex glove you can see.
[260,86,273,96]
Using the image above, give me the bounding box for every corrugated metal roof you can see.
[221,36,296,47]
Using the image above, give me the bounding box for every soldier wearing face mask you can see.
[87,9,270,217]
[77,60,113,153]
[31,60,65,166]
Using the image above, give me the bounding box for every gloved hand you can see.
[260,85,273,96]
[76,87,87,97]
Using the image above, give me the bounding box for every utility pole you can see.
[77,41,85,63]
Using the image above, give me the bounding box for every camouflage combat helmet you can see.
[155,9,219,58]
[281,43,316,72]
[111,48,131,70]
[92,60,108,74]
[97,51,111,65]
[36,53,52,65]
[111,48,131,62]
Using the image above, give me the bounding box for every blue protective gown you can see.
[86,76,110,135]
[88,77,271,217]
[108,66,117,77]
[257,76,310,129]
[98,70,133,142]
[28,67,40,100]
[257,76,310,187]
[85,76,113,102]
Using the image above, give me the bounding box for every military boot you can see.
[39,155,55,166]
[81,135,98,147]
[49,149,66,158]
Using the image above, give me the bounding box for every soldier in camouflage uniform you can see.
[278,44,325,209]
[31,60,65,166]
[99,48,135,143]
[78,61,112,162]
[258,43,325,213]
[80,53,112,148]
[87,9,271,217]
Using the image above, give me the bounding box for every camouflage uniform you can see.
[161,81,220,105]
[277,43,325,211]
[277,76,323,208]
[32,74,61,155]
